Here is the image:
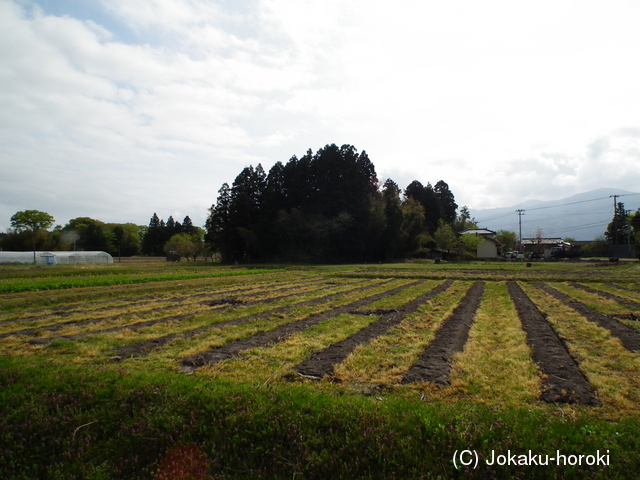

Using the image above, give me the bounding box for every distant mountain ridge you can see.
[469,188,640,241]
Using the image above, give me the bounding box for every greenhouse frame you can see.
[0,251,114,265]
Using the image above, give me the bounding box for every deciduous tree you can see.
[10,210,56,262]
[434,219,459,253]
[10,210,54,233]
[496,230,517,252]
[459,233,484,257]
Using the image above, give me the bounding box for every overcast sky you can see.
[2,0,640,232]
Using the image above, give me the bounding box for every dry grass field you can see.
[2,259,640,414]
[2,258,640,478]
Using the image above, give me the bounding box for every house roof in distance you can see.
[521,238,565,246]
[459,228,496,236]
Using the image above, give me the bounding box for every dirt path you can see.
[401,282,484,385]
[181,281,424,369]
[508,282,599,405]
[115,279,397,359]
[293,280,454,379]
[535,283,640,353]
[568,282,640,310]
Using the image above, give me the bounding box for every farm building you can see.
[0,251,113,265]
[459,229,502,259]
[521,238,565,259]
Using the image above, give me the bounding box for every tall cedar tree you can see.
[606,202,634,245]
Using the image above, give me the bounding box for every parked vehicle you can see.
[551,244,581,259]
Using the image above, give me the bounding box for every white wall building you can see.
[459,229,502,259]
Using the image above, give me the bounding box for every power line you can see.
[524,196,610,212]
[543,221,610,235]
[524,210,612,217]
[527,193,640,212]
[474,212,515,223]
[475,193,640,225]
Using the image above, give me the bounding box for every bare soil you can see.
[606,282,640,293]
[568,282,640,309]
[508,282,599,405]
[18,281,356,346]
[292,280,454,379]
[401,282,484,385]
[536,283,640,352]
[181,281,424,369]
[116,279,396,359]
[4,280,318,325]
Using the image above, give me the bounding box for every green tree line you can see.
[205,143,469,263]
[1,213,147,257]
[140,214,200,257]
[1,212,205,261]
[7,146,638,262]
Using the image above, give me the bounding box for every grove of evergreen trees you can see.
[141,214,199,256]
[206,143,460,263]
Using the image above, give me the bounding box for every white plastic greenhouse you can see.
[0,251,113,265]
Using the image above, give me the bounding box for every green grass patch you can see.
[3,263,640,478]
[1,356,639,479]
[0,268,284,294]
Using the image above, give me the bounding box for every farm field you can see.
[1,259,640,479]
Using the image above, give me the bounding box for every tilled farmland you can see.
[2,267,639,412]
[3,263,640,479]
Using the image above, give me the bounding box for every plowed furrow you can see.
[536,283,640,352]
[0,279,318,324]
[116,279,397,358]
[293,280,454,379]
[12,307,205,342]
[568,282,640,310]
[20,282,358,345]
[508,282,599,405]
[606,283,640,294]
[181,281,424,369]
[401,282,484,385]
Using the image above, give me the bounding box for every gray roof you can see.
[521,238,565,246]
[459,228,496,236]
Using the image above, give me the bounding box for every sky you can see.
[2,0,640,232]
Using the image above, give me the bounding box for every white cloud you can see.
[2,0,640,234]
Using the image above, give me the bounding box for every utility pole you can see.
[516,209,525,252]
[610,194,622,257]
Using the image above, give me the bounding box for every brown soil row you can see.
[7,303,214,342]
[568,282,640,309]
[401,282,484,385]
[508,282,599,405]
[181,281,424,369]
[606,283,640,293]
[115,279,399,359]
[28,312,199,346]
[1,279,320,324]
[0,277,257,316]
[293,280,454,379]
[6,281,347,342]
[536,283,640,352]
